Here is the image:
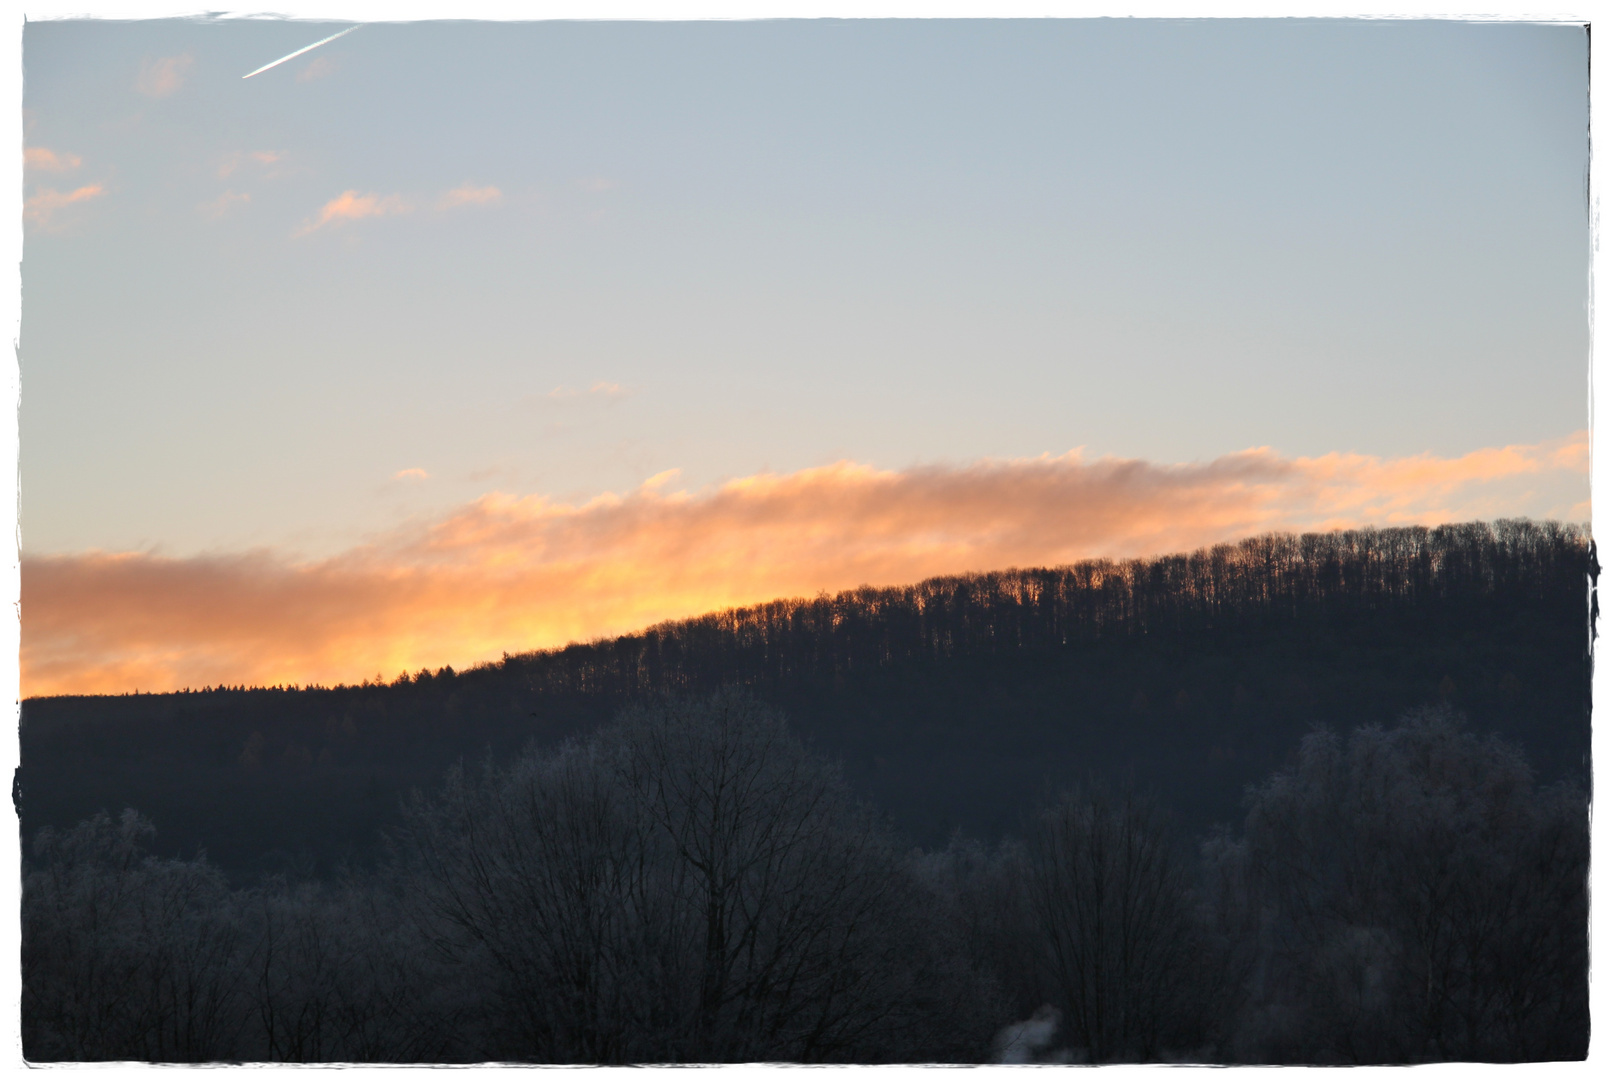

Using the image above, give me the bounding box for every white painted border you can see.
[2,3,1597,1074]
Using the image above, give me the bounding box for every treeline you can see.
[20,518,1594,873]
[482,518,1591,697]
[82,518,1590,699]
[21,691,1588,1063]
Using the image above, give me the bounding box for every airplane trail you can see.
[242,25,358,79]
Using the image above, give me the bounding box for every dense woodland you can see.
[21,692,1589,1062]
[17,518,1594,1062]
[21,518,1592,872]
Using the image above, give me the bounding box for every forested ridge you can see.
[20,518,1593,872]
[485,517,1593,693]
[17,518,1594,1062]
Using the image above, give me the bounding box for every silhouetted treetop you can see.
[20,518,1590,876]
[481,519,1590,699]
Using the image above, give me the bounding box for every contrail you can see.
[242,25,358,79]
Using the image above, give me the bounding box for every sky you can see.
[15,15,1593,695]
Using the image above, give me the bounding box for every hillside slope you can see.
[19,519,1593,876]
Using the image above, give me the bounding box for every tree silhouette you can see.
[1021,784,1218,1061]
[396,687,989,1062]
[1203,707,1589,1062]
[22,811,246,1061]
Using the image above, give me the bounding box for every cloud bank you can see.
[21,433,1588,697]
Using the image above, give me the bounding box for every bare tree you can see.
[1205,707,1589,1062]
[240,873,465,1062]
[608,688,963,1061]
[22,810,247,1061]
[398,737,671,1061]
[909,834,1039,1032]
[397,687,990,1062]
[1020,783,1215,1062]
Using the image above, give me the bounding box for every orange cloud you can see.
[295,190,412,236]
[24,147,81,172]
[20,432,1589,697]
[137,54,193,98]
[439,183,503,209]
[25,184,105,227]
[393,468,430,481]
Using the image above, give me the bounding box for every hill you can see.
[18,518,1593,877]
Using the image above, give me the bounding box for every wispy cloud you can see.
[294,189,413,236]
[137,53,193,98]
[439,183,503,209]
[24,146,81,172]
[297,55,338,83]
[199,189,251,219]
[296,182,506,236]
[546,381,632,402]
[20,432,1588,697]
[641,468,682,491]
[25,184,105,227]
[219,150,283,179]
[393,468,430,481]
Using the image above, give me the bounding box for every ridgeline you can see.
[19,519,1594,878]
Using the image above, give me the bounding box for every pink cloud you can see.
[297,56,338,82]
[24,147,81,172]
[20,432,1588,697]
[294,190,413,236]
[219,150,284,179]
[439,183,503,209]
[546,381,632,402]
[137,54,193,98]
[25,184,105,227]
[199,189,251,219]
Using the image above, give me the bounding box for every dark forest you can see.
[16,518,1593,1062]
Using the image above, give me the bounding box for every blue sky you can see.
[13,15,1596,694]
[21,18,1589,560]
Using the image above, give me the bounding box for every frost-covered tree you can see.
[1022,784,1221,1061]
[239,873,466,1062]
[1204,707,1588,1062]
[398,687,989,1062]
[398,732,673,1060]
[22,810,247,1061]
